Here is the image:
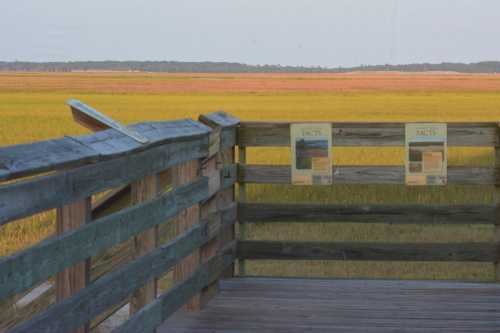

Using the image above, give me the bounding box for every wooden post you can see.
[238,146,247,276]
[198,112,239,279]
[56,198,92,333]
[173,160,201,311]
[219,146,236,278]
[495,125,500,281]
[199,155,221,306]
[130,174,159,315]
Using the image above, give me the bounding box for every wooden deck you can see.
[159,277,500,333]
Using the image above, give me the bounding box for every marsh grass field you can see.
[2,72,500,281]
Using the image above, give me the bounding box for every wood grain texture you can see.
[238,147,247,277]
[0,177,209,301]
[9,221,220,333]
[219,148,236,279]
[239,164,494,185]
[0,204,237,332]
[238,122,498,147]
[199,112,240,129]
[239,203,496,225]
[199,110,239,296]
[200,156,221,307]
[115,254,232,333]
[173,160,202,311]
[0,136,207,226]
[158,277,500,333]
[55,198,92,333]
[199,112,239,149]
[0,119,211,181]
[237,241,497,262]
[130,174,159,315]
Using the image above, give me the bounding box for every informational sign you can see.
[405,123,447,186]
[291,123,332,185]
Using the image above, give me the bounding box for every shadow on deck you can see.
[159,277,500,333]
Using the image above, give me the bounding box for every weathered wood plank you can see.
[221,164,237,192]
[0,138,96,181]
[0,247,129,333]
[0,204,236,332]
[158,277,500,333]
[200,155,221,307]
[0,119,210,181]
[237,241,497,262]
[218,148,236,279]
[220,127,237,150]
[198,109,238,301]
[130,174,159,315]
[239,203,496,225]
[0,177,209,301]
[199,112,239,149]
[239,164,495,185]
[55,199,92,333]
[114,254,232,333]
[173,160,202,311]
[9,219,224,333]
[0,137,208,226]
[90,164,150,225]
[238,147,247,277]
[238,122,498,147]
[197,108,239,300]
[199,112,240,129]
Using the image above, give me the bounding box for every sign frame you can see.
[291,123,333,185]
[405,123,448,186]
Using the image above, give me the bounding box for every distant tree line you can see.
[0,61,499,73]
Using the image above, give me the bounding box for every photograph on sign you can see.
[405,123,447,186]
[291,123,332,185]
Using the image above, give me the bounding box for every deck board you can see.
[158,277,500,332]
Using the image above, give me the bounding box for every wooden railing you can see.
[0,111,239,332]
[2,115,500,332]
[236,121,500,276]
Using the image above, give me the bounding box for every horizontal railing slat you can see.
[0,177,210,301]
[238,122,498,147]
[239,203,496,225]
[114,253,233,333]
[0,137,208,226]
[9,221,218,333]
[0,119,211,182]
[9,204,236,333]
[90,163,236,221]
[237,241,497,262]
[0,203,236,332]
[239,165,495,185]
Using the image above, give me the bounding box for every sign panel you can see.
[291,123,332,185]
[405,123,447,186]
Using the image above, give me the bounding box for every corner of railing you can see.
[189,112,239,308]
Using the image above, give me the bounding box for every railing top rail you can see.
[240,121,499,126]
[0,118,211,182]
[200,111,240,128]
[238,121,499,147]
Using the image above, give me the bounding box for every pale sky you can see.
[1,0,499,67]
